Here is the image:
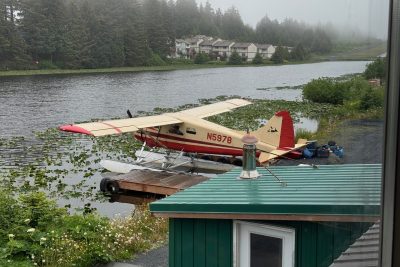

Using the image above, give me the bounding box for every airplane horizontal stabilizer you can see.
[258,150,291,163]
[259,144,305,164]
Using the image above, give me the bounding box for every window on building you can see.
[234,221,295,267]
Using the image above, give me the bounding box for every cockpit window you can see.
[168,125,183,135]
[186,128,197,135]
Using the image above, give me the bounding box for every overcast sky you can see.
[198,0,390,39]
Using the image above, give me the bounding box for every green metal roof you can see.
[150,164,381,217]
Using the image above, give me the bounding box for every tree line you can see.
[0,0,334,70]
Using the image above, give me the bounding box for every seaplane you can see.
[60,99,307,174]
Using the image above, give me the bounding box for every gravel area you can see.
[277,119,383,166]
[97,245,168,267]
[127,245,168,267]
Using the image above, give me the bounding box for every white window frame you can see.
[233,220,295,267]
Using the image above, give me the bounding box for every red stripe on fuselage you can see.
[137,130,240,150]
[136,135,244,156]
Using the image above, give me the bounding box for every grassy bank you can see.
[0,64,228,77]
[0,61,313,78]
[0,57,358,78]
[312,42,386,61]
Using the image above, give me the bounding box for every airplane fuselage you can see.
[134,112,276,156]
[59,99,301,164]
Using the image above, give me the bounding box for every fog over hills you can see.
[199,0,389,40]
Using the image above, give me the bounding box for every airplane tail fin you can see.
[254,111,295,149]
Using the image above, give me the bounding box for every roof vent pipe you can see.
[239,131,261,179]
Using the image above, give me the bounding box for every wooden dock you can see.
[100,169,210,196]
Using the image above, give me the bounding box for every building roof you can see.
[175,39,189,44]
[213,40,235,47]
[150,164,381,221]
[256,43,273,49]
[330,223,379,267]
[185,38,203,45]
[232,42,254,48]
[199,39,215,46]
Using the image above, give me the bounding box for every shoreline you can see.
[0,58,370,78]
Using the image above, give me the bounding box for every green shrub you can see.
[359,87,384,110]
[303,78,347,105]
[0,191,67,264]
[364,58,386,80]
[228,51,243,65]
[271,46,289,64]
[252,53,263,64]
[303,76,384,110]
[38,60,58,70]
[145,53,166,66]
[194,53,210,64]
[0,189,168,267]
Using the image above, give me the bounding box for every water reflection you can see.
[294,117,319,133]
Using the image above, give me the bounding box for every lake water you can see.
[0,61,368,138]
[0,61,369,217]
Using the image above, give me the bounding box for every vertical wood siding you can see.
[169,219,371,267]
[169,219,232,267]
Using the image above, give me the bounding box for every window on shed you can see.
[250,233,282,266]
[234,221,295,267]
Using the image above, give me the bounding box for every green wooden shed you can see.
[150,164,381,267]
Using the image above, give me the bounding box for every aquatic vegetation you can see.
[208,99,334,132]
[256,84,305,90]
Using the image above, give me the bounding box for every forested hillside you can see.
[0,0,334,70]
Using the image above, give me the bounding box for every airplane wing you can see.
[179,98,252,118]
[59,98,251,136]
[60,114,182,137]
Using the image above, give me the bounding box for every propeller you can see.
[127,109,133,118]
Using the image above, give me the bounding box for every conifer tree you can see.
[143,0,170,57]
[252,52,263,64]
[290,43,308,61]
[62,3,92,68]
[0,0,30,69]
[0,0,337,70]
[123,0,148,66]
[228,51,242,65]
[174,0,199,37]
